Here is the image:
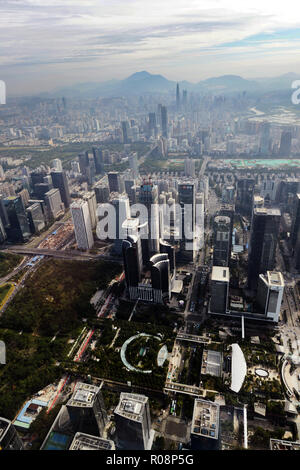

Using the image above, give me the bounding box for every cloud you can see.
[1,0,300,93]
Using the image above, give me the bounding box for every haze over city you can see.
[2,0,300,95]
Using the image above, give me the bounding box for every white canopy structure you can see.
[230,343,247,393]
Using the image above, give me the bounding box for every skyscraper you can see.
[0,417,23,450]
[51,170,71,208]
[41,382,108,450]
[108,172,121,194]
[52,158,63,172]
[248,207,281,290]
[279,130,292,156]
[27,202,46,234]
[260,122,271,155]
[213,216,231,267]
[92,147,103,174]
[44,188,64,220]
[129,152,139,179]
[138,180,160,253]
[111,194,130,255]
[122,235,143,299]
[176,83,180,111]
[114,393,153,450]
[257,271,284,322]
[83,191,97,230]
[2,196,31,243]
[210,266,229,314]
[161,106,168,138]
[191,399,220,450]
[121,121,130,144]
[71,200,94,250]
[236,178,255,216]
[178,182,196,262]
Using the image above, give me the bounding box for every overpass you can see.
[164,381,203,397]
[176,332,209,344]
[5,247,123,264]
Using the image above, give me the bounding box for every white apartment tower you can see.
[71,200,94,250]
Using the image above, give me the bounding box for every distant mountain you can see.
[198,74,259,92]
[47,70,300,98]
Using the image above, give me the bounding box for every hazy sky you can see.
[1,0,300,95]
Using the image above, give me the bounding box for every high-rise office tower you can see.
[122,234,143,299]
[279,130,292,156]
[114,393,153,450]
[182,89,187,107]
[150,253,171,303]
[257,271,284,322]
[124,179,136,204]
[0,216,6,244]
[66,382,107,437]
[159,239,176,278]
[184,158,195,178]
[78,152,89,176]
[292,194,300,270]
[213,216,231,267]
[210,266,229,314]
[51,170,71,209]
[41,383,108,450]
[2,196,31,243]
[83,191,97,230]
[30,169,47,189]
[176,83,180,111]
[191,399,220,450]
[291,193,300,247]
[71,160,81,174]
[52,158,63,172]
[26,202,45,234]
[138,180,160,253]
[236,178,255,216]
[0,417,23,450]
[260,122,271,155]
[33,182,52,200]
[111,195,130,255]
[148,112,157,137]
[94,183,110,204]
[161,106,168,138]
[44,188,64,220]
[121,121,130,144]
[108,172,121,194]
[178,182,196,262]
[92,147,103,174]
[248,207,281,290]
[129,152,139,179]
[71,200,94,250]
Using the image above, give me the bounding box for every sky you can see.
[1,0,300,95]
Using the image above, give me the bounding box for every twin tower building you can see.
[121,179,201,304]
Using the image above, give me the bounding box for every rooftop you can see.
[191,399,219,440]
[267,271,284,288]
[253,207,281,217]
[114,393,147,422]
[270,439,300,450]
[67,382,99,408]
[69,433,115,450]
[211,266,229,283]
[230,343,247,393]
